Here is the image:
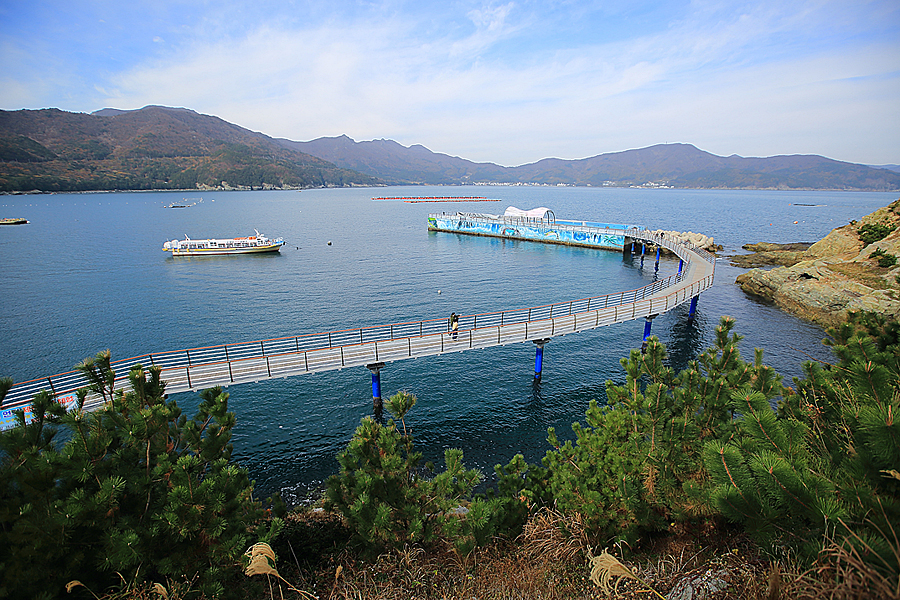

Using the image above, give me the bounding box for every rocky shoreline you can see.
[734,199,900,327]
[648,229,722,253]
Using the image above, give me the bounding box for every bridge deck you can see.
[1,228,715,426]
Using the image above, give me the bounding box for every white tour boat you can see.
[162,230,285,256]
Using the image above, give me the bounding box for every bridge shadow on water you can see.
[664,306,708,375]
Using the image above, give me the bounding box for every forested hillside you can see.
[0,106,379,192]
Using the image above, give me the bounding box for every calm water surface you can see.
[0,186,896,502]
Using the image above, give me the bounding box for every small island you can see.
[735,199,900,326]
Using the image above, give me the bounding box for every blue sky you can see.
[1,0,898,166]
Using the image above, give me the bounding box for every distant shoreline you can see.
[3,184,899,196]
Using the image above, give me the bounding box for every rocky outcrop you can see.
[729,242,813,268]
[736,199,900,327]
[649,230,722,253]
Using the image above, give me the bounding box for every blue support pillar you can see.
[533,339,549,381]
[641,315,657,353]
[367,362,385,413]
[688,295,699,320]
[655,246,660,272]
[678,258,684,274]
[640,244,645,267]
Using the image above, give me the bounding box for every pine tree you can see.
[542,317,783,544]
[325,391,482,551]
[0,352,273,599]
[705,311,900,569]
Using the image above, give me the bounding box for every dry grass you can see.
[519,507,589,563]
[827,261,892,290]
[308,541,599,600]
[80,509,899,600]
[272,510,890,600]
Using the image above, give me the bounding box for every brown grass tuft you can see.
[518,507,589,563]
[588,550,638,593]
[244,542,317,599]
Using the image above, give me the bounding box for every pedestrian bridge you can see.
[1,223,715,428]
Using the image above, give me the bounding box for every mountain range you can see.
[1,105,898,192]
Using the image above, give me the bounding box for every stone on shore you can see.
[648,230,722,253]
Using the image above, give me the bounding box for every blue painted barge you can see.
[427,207,644,251]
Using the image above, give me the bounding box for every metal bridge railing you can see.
[1,226,715,417]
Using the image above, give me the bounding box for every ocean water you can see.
[0,186,896,502]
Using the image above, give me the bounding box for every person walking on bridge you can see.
[449,312,459,340]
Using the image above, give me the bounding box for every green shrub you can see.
[324,391,484,553]
[541,318,783,545]
[869,247,897,268]
[859,223,894,245]
[704,311,900,569]
[0,351,274,599]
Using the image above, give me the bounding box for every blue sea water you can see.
[0,186,896,502]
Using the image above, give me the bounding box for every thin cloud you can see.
[2,0,898,165]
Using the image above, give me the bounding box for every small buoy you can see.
[327,240,332,245]
[793,221,798,224]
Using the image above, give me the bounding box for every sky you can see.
[1,1,898,166]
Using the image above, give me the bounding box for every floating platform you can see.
[373,196,499,202]
[427,211,644,252]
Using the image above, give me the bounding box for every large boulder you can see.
[649,229,722,252]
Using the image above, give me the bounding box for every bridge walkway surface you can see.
[1,227,715,427]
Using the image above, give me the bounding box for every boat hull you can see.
[162,233,286,256]
[166,242,285,256]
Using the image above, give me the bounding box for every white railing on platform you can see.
[1,226,715,424]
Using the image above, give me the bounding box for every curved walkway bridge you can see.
[1,213,715,428]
